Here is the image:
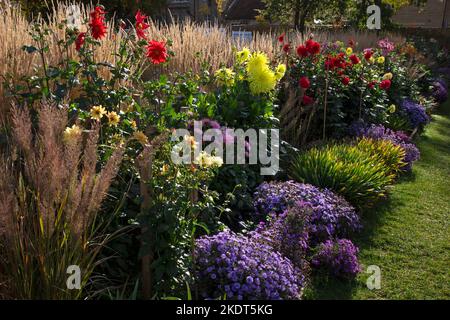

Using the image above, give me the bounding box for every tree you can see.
[260,0,344,34]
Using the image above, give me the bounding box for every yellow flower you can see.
[388,104,396,113]
[377,56,385,64]
[209,156,224,168]
[130,120,137,130]
[346,47,353,55]
[236,47,251,63]
[90,105,107,121]
[248,66,277,95]
[133,131,148,145]
[274,64,286,80]
[194,152,223,168]
[369,56,375,64]
[63,125,82,142]
[247,52,269,72]
[107,111,120,126]
[215,67,235,87]
[383,72,393,80]
[184,134,198,150]
[161,164,170,175]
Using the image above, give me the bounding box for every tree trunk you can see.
[293,0,301,30]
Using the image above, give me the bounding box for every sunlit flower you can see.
[89,6,107,40]
[274,64,286,80]
[184,134,198,150]
[349,54,360,65]
[215,67,235,86]
[133,131,148,145]
[377,56,385,64]
[194,152,223,168]
[345,47,353,55]
[161,164,170,175]
[130,120,137,130]
[247,52,269,72]
[135,10,150,39]
[107,111,120,126]
[380,79,392,90]
[299,76,310,89]
[305,39,321,55]
[236,47,251,63]
[146,40,168,64]
[90,105,107,121]
[248,66,277,95]
[63,125,82,142]
[296,45,309,57]
[369,56,375,64]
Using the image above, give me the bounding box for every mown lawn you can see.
[306,101,450,300]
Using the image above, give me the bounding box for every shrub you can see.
[355,138,406,175]
[250,205,311,270]
[399,99,430,129]
[349,122,420,172]
[194,230,304,300]
[312,239,361,279]
[290,141,395,207]
[431,78,448,103]
[253,181,361,242]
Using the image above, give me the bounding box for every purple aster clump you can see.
[431,78,448,103]
[400,99,430,128]
[253,181,361,243]
[250,204,311,271]
[194,230,304,300]
[348,122,420,171]
[312,239,361,279]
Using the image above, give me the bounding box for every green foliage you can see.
[290,139,397,207]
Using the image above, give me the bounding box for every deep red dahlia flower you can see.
[278,33,285,43]
[305,39,321,55]
[349,54,360,65]
[299,76,311,89]
[297,45,309,58]
[146,40,168,64]
[75,32,86,51]
[368,81,377,89]
[135,10,150,39]
[364,49,373,61]
[380,79,391,90]
[302,94,314,106]
[341,76,350,86]
[283,43,291,53]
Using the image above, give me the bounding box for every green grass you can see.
[306,101,450,300]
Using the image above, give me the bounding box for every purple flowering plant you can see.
[312,239,361,279]
[399,99,430,129]
[349,121,420,171]
[252,181,361,243]
[194,230,304,300]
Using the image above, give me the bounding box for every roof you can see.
[223,0,265,20]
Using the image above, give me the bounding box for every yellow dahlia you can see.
[248,66,277,95]
[215,67,235,87]
[274,64,286,80]
[107,111,120,126]
[90,105,107,121]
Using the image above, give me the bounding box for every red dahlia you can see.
[278,33,285,43]
[305,39,321,55]
[349,54,360,65]
[299,76,311,89]
[297,45,309,58]
[341,76,350,85]
[283,43,291,53]
[364,49,373,61]
[368,81,377,89]
[135,10,150,39]
[89,6,107,40]
[75,32,86,51]
[380,79,391,90]
[146,40,168,64]
[302,94,314,105]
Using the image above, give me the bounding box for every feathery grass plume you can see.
[0,102,125,299]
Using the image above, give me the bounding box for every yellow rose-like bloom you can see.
[236,47,251,64]
[383,72,393,80]
[346,47,353,55]
[274,64,286,80]
[107,111,120,126]
[248,66,277,95]
[388,104,396,113]
[215,67,235,87]
[195,151,212,168]
[63,125,82,142]
[247,52,269,72]
[369,56,375,64]
[377,56,385,64]
[90,105,107,121]
[133,131,148,145]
